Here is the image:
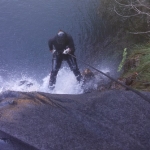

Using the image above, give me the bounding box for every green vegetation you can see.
[122,43,150,91]
[118,48,127,72]
[98,0,150,91]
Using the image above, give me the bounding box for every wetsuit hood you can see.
[56,31,67,44]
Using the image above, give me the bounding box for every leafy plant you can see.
[118,48,127,72]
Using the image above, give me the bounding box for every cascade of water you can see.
[0,0,114,94]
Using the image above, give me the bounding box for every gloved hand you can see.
[51,49,56,54]
[63,48,70,54]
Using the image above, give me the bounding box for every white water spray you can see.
[0,65,112,94]
[0,67,83,94]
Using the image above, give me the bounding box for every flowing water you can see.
[0,0,110,94]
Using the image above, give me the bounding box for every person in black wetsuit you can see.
[48,30,82,90]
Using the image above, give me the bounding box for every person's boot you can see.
[49,77,56,90]
[76,74,83,83]
[49,72,57,90]
[48,81,55,90]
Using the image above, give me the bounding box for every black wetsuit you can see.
[48,34,82,87]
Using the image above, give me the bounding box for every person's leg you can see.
[66,54,82,82]
[49,54,62,89]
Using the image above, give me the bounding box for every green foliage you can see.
[117,48,127,72]
[122,43,150,91]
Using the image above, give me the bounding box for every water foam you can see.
[0,67,83,94]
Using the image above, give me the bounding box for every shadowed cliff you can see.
[0,90,150,150]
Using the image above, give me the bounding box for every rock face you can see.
[0,130,38,150]
[0,90,150,150]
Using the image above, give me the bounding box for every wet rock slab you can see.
[0,130,38,150]
[0,90,150,150]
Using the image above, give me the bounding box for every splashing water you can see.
[40,67,83,94]
[0,67,83,94]
[0,66,112,94]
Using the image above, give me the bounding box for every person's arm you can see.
[67,35,75,53]
[48,39,54,53]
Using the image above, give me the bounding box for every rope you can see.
[68,53,150,103]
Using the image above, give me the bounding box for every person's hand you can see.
[51,50,56,54]
[63,48,71,54]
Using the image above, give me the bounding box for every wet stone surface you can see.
[0,90,150,150]
[0,130,38,150]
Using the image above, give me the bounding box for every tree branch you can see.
[137,0,150,10]
[129,30,150,34]
[114,6,140,17]
[132,4,150,16]
[114,0,132,7]
[114,0,150,35]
